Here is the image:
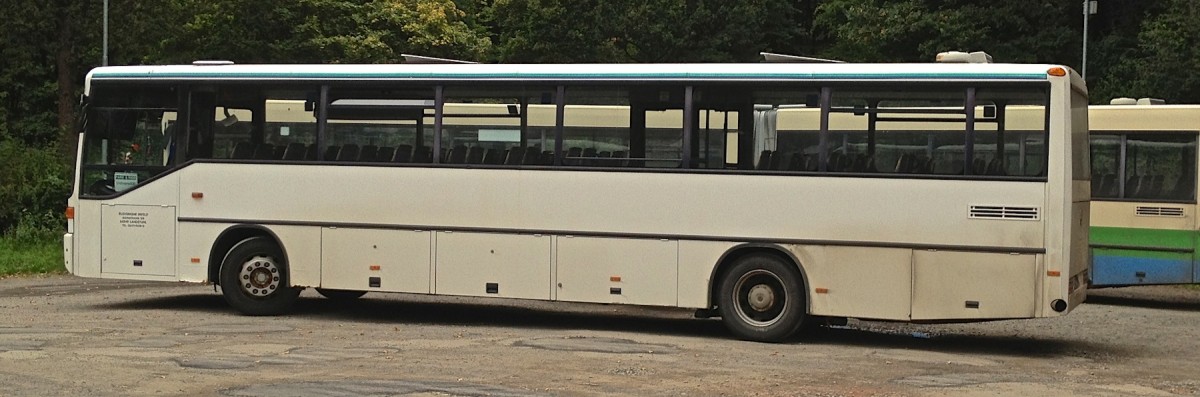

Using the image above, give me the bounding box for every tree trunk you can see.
[56,3,77,159]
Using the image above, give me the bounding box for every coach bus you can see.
[1089,100,1200,287]
[65,61,1089,342]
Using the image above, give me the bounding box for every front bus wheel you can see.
[219,236,301,316]
[717,254,807,342]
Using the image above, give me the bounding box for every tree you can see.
[1090,0,1200,103]
[487,0,806,63]
[161,0,489,64]
[814,0,1076,63]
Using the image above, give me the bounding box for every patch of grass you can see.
[1181,284,1200,291]
[0,236,65,277]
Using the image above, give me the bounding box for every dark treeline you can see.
[1,0,1197,236]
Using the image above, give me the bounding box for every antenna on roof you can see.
[759,52,844,63]
[401,54,477,64]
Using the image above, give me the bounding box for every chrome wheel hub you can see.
[747,284,776,312]
[239,255,280,298]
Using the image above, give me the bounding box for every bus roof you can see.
[86,63,1065,85]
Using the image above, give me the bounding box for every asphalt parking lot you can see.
[1,275,1197,396]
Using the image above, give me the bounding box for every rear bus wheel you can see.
[717,254,807,342]
[219,237,301,316]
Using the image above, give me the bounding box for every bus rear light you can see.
[609,276,621,282]
[190,257,201,263]
[191,192,204,199]
[369,265,381,271]
[1047,270,1061,277]
[1047,67,1067,77]
[815,288,829,294]
[65,207,75,220]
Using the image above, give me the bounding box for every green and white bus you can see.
[1089,100,1200,287]
[65,61,1090,342]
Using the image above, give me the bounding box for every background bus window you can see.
[441,86,556,165]
[1125,134,1196,201]
[81,85,178,196]
[974,88,1049,177]
[211,106,254,160]
[201,87,319,162]
[563,86,684,168]
[264,100,316,160]
[325,88,436,163]
[1091,133,1196,201]
[830,88,967,175]
[1090,134,1121,198]
[688,86,756,169]
[750,89,821,171]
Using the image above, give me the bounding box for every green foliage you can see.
[0,235,64,276]
[0,140,70,237]
[488,0,803,63]
[814,0,1075,63]
[1090,0,1200,104]
[161,0,490,63]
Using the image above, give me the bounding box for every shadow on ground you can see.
[1084,294,1200,312]
[1086,286,1200,312]
[89,291,1116,359]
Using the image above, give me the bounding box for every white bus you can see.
[1088,100,1200,287]
[65,62,1089,342]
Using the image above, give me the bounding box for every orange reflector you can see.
[1047,67,1067,77]
[815,288,829,294]
[369,265,381,271]
[610,276,622,282]
[191,192,204,199]
[65,207,75,220]
[190,257,201,263]
[1047,270,1061,277]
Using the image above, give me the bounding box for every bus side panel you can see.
[1090,226,1196,286]
[269,225,322,288]
[556,236,678,306]
[677,241,737,309]
[100,204,176,277]
[320,227,432,293]
[176,221,226,283]
[81,171,181,280]
[434,232,552,300]
[911,250,1038,320]
[795,246,912,321]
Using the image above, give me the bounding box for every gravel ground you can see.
[0,275,1197,396]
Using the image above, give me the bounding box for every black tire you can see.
[316,288,367,300]
[219,236,301,316]
[717,253,807,342]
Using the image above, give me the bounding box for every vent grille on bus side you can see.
[968,205,1040,220]
[1135,206,1185,217]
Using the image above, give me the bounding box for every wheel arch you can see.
[707,243,811,311]
[208,224,288,285]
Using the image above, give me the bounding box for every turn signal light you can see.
[65,206,75,220]
[1047,67,1067,77]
